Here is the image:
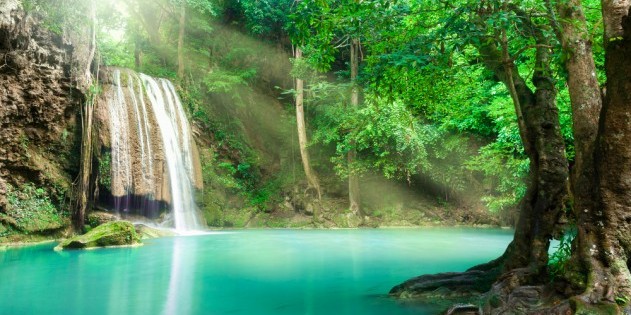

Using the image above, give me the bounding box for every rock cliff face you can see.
[94,67,204,223]
[0,0,92,237]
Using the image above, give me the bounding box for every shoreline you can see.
[1,221,515,248]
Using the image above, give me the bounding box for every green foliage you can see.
[3,183,65,233]
[466,142,529,213]
[22,0,75,34]
[98,37,135,68]
[98,151,112,189]
[548,226,577,280]
[615,296,629,307]
[235,0,293,39]
[203,69,253,93]
[338,97,435,179]
[18,133,30,153]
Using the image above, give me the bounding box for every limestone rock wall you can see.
[94,67,203,210]
[0,0,91,228]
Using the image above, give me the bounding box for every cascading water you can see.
[104,69,202,232]
[107,70,133,211]
[141,74,200,231]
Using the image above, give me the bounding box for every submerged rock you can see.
[134,224,176,239]
[54,221,141,250]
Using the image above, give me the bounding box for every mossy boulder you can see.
[86,211,120,227]
[54,221,141,250]
[2,184,65,233]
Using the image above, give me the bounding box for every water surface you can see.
[0,228,513,315]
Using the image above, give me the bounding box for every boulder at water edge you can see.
[54,221,141,250]
[134,224,176,239]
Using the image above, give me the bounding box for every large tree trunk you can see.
[550,0,605,297]
[570,3,631,308]
[348,38,361,216]
[390,16,570,299]
[177,3,186,79]
[476,35,569,276]
[294,47,322,202]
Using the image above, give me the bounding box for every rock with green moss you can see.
[54,221,141,250]
[3,183,65,233]
[86,211,120,227]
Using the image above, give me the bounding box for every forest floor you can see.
[237,196,501,229]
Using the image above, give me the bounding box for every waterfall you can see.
[107,70,133,211]
[105,69,201,232]
[141,74,200,232]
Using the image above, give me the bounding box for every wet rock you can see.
[0,0,90,238]
[304,203,314,216]
[87,211,120,226]
[134,224,175,239]
[0,176,6,211]
[391,270,498,299]
[54,221,141,250]
[445,304,480,315]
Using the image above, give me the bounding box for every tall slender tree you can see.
[294,47,322,201]
[348,38,361,216]
[74,0,98,231]
[177,2,186,78]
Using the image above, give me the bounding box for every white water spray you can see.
[140,74,200,232]
[107,69,201,231]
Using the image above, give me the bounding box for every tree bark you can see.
[74,1,97,231]
[134,36,142,70]
[348,38,361,216]
[571,3,631,306]
[294,47,322,202]
[477,36,569,275]
[549,0,606,297]
[177,2,186,79]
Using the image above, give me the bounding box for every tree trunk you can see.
[134,36,142,70]
[177,3,186,79]
[84,1,96,86]
[570,3,631,307]
[390,7,570,301]
[348,38,361,216]
[74,1,97,231]
[550,0,605,296]
[295,47,322,202]
[477,36,569,275]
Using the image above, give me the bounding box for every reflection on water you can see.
[163,237,195,315]
[0,228,513,315]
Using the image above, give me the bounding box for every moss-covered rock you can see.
[54,221,140,250]
[86,211,120,227]
[570,298,621,315]
[3,183,66,233]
